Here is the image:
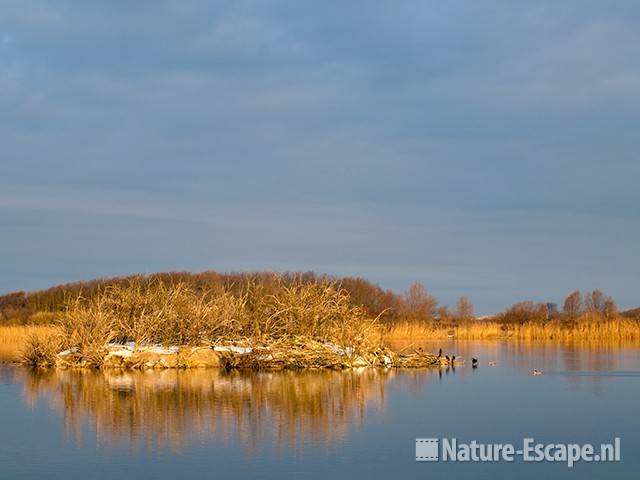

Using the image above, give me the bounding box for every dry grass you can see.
[0,325,59,363]
[12,281,638,368]
[386,314,640,341]
[20,279,389,368]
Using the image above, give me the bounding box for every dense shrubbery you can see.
[0,271,637,329]
[0,271,400,324]
[57,279,380,350]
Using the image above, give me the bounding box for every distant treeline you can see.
[0,270,637,325]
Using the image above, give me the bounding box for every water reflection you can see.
[7,340,639,456]
[2,341,640,480]
[13,367,415,452]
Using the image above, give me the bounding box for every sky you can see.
[1,0,639,314]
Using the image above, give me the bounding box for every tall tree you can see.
[563,290,582,318]
[584,289,607,313]
[455,296,474,321]
[401,282,437,322]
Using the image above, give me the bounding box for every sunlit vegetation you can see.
[386,289,640,341]
[0,325,58,362]
[1,271,638,359]
[386,315,640,341]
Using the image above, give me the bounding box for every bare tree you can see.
[498,301,548,324]
[401,282,438,322]
[563,290,582,318]
[455,296,474,322]
[436,305,451,323]
[584,289,607,313]
[603,298,618,319]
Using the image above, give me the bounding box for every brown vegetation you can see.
[386,313,640,341]
[0,271,402,325]
[1,272,639,356]
[14,278,442,369]
[0,325,58,363]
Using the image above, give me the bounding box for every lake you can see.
[1,341,639,479]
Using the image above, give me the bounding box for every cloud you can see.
[1,0,639,310]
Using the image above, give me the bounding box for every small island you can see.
[1,271,638,370]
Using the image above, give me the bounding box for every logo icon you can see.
[416,438,439,462]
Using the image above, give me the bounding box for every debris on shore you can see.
[52,339,447,370]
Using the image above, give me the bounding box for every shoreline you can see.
[2,323,639,369]
[45,340,445,370]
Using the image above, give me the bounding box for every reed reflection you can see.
[16,367,416,452]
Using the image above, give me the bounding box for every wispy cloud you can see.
[1,0,639,310]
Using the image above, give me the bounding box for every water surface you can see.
[1,341,639,479]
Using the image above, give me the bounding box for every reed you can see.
[385,314,640,341]
[0,325,59,363]
[20,279,389,368]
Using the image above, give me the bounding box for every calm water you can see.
[1,341,639,479]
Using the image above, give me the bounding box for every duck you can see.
[471,358,478,368]
[532,369,543,376]
[489,361,497,366]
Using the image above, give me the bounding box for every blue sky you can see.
[1,1,639,313]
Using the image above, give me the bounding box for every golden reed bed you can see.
[385,316,640,342]
[2,318,639,365]
[0,325,58,362]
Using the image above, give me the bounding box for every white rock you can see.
[213,345,253,354]
[107,341,136,351]
[57,347,79,357]
[324,343,354,356]
[106,349,134,358]
[137,345,180,354]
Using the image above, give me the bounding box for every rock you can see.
[106,341,136,351]
[129,351,163,368]
[103,349,134,368]
[350,356,370,367]
[157,353,179,368]
[57,347,79,357]
[183,348,221,368]
[323,343,355,356]
[103,353,128,368]
[213,345,253,354]
[137,345,180,354]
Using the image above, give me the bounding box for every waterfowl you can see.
[489,361,497,366]
[532,369,543,376]
[472,358,478,368]
[445,355,450,362]
[451,355,456,364]
[437,348,442,358]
